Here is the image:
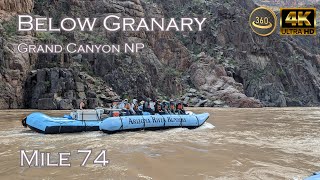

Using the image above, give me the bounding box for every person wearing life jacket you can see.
[155,99,165,114]
[122,99,131,116]
[143,98,154,115]
[154,99,160,113]
[143,98,150,111]
[169,100,176,114]
[139,101,144,111]
[176,102,186,114]
[131,99,141,115]
[150,99,156,112]
[162,101,170,114]
[137,101,144,115]
[118,99,125,109]
[112,100,119,109]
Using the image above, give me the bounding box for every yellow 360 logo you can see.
[253,17,272,29]
[249,7,277,36]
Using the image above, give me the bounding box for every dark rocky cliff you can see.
[154,0,320,107]
[0,0,319,109]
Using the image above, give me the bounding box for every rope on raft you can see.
[59,125,62,133]
[81,111,87,131]
[119,116,123,131]
[141,115,146,130]
[179,115,183,127]
[159,114,166,128]
[195,115,200,126]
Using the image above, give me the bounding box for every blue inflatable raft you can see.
[22,109,210,134]
[23,109,105,134]
[99,112,210,133]
[305,172,320,180]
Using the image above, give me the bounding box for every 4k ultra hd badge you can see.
[280,8,316,35]
[249,7,277,36]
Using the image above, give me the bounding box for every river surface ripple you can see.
[0,108,319,180]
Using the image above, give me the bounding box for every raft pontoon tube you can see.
[99,113,210,133]
[24,109,104,134]
[305,172,320,180]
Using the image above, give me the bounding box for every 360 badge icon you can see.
[249,7,277,36]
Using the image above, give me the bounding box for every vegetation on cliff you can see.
[0,0,319,109]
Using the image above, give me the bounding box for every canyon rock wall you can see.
[0,0,319,109]
[0,0,35,108]
[154,0,320,107]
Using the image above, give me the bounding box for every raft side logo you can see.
[280,8,316,35]
[249,7,277,36]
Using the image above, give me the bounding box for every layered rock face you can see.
[183,53,263,108]
[154,0,320,107]
[0,0,33,20]
[0,0,35,109]
[0,0,33,14]
[0,0,319,109]
[28,0,191,109]
[24,67,119,110]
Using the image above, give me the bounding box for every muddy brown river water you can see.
[0,108,319,180]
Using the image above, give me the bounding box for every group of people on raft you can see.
[112,98,186,116]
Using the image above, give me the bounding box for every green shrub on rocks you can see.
[164,67,182,77]
[2,18,17,38]
[36,32,56,43]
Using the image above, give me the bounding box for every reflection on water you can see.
[0,108,319,179]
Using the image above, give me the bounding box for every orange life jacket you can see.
[113,111,120,117]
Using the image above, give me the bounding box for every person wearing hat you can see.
[139,101,145,112]
[169,100,176,114]
[130,99,139,115]
[162,100,170,114]
[117,99,129,115]
[154,99,164,114]
[112,99,120,109]
[123,99,132,116]
[118,99,125,109]
[143,98,154,115]
[133,100,143,115]
[150,99,155,111]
